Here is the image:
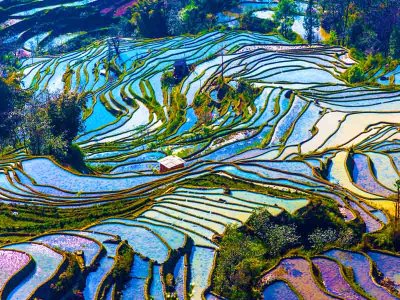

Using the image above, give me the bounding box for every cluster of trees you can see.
[19,91,85,160]
[0,78,85,166]
[274,0,301,40]
[130,0,239,38]
[124,0,400,61]
[239,0,319,43]
[271,0,399,57]
[213,198,363,299]
[239,13,276,35]
[191,78,260,132]
[319,0,400,58]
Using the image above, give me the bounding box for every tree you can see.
[263,223,300,257]
[213,225,266,300]
[346,65,365,84]
[0,77,28,149]
[308,227,338,252]
[394,179,400,250]
[18,98,66,157]
[109,17,133,38]
[319,0,349,45]
[319,0,399,55]
[395,180,400,231]
[130,0,168,38]
[274,0,298,38]
[240,12,275,33]
[326,30,338,45]
[390,27,400,59]
[195,0,239,14]
[46,91,84,146]
[165,0,185,36]
[17,91,84,159]
[304,0,319,44]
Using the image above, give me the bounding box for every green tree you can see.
[308,227,338,252]
[390,28,400,59]
[327,30,338,45]
[213,225,266,300]
[240,12,276,33]
[130,0,167,38]
[195,0,239,14]
[17,91,84,160]
[346,65,365,83]
[304,0,319,44]
[274,0,298,38]
[263,223,300,256]
[0,77,29,149]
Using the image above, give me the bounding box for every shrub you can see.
[51,254,82,294]
[240,13,276,33]
[112,242,134,287]
[263,223,300,257]
[308,227,338,252]
[344,65,365,83]
[161,70,176,88]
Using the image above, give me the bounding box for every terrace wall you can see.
[1,257,35,300]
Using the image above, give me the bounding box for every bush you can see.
[240,13,276,33]
[308,227,338,252]
[88,163,113,174]
[51,254,82,294]
[344,65,365,83]
[17,91,85,160]
[212,196,364,298]
[112,242,134,286]
[161,71,175,88]
[213,225,266,300]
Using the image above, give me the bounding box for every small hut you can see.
[173,59,189,80]
[158,155,185,173]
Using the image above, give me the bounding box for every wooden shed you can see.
[158,155,185,173]
[173,59,189,80]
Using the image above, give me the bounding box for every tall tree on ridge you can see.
[304,0,320,44]
[274,0,298,38]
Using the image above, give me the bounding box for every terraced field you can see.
[0,0,136,53]
[1,29,400,299]
[260,250,400,300]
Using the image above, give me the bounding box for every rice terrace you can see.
[0,0,400,299]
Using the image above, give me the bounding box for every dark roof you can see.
[174,59,187,67]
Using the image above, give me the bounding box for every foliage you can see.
[343,65,365,84]
[221,79,260,117]
[51,253,82,293]
[17,91,85,160]
[165,89,187,134]
[326,30,339,46]
[112,242,134,284]
[0,77,29,149]
[131,0,239,37]
[308,227,338,251]
[213,197,364,298]
[131,0,168,38]
[193,93,213,125]
[213,225,266,299]
[364,223,400,252]
[161,70,176,88]
[274,0,298,38]
[240,12,276,33]
[264,223,300,256]
[88,163,114,174]
[319,0,399,56]
[390,28,400,59]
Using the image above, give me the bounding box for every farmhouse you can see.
[173,59,189,80]
[158,155,185,173]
